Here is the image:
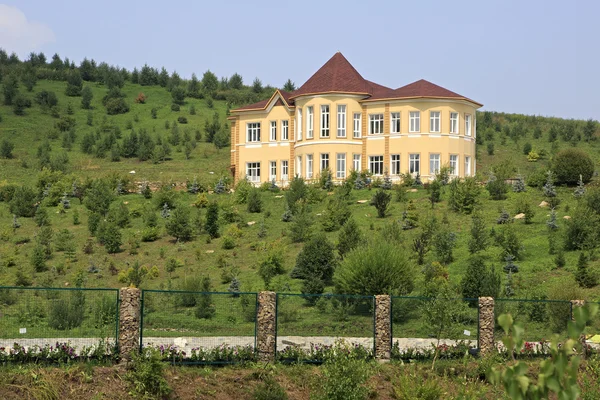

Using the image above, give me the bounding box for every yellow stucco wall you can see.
[230,93,479,185]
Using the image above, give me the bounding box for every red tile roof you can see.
[231,53,481,112]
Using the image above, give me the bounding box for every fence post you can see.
[119,287,141,362]
[257,291,276,362]
[374,295,391,362]
[478,297,495,356]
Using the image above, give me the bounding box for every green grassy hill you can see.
[1,69,600,319]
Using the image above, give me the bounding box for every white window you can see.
[391,112,400,134]
[353,113,362,138]
[296,156,302,178]
[281,160,289,181]
[336,153,346,179]
[247,122,261,142]
[306,106,314,138]
[409,154,420,175]
[337,105,346,137]
[297,108,303,140]
[429,154,441,175]
[391,154,401,175]
[246,162,260,182]
[450,112,459,134]
[320,153,329,171]
[269,161,277,181]
[320,105,330,137]
[449,155,458,176]
[281,120,289,140]
[465,114,472,136]
[409,111,420,132]
[270,121,277,141]
[465,156,471,176]
[430,111,440,133]
[369,156,384,176]
[369,114,384,134]
[353,154,361,171]
[306,154,313,178]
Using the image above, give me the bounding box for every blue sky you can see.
[1,0,597,120]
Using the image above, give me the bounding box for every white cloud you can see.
[0,4,55,56]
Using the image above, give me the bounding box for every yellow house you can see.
[229,52,482,186]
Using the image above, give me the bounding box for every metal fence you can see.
[140,290,257,363]
[0,286,119,354]
[275,293,375,361]
[494,298,572,342]
[391,296,479,353]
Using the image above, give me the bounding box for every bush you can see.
[564,205,600,251]
[141,227,160,242]
[552,148,594,185]
[448,177,480,214]
[171,103,180,112]
[165,205,194,241]
[461,256,501,299]
[205,201,220,238]
[547,281,583,333]
[105,97,129,115]
[97,221,122,253]
[0,139,14,159]
[432,227,457,265]
[575,252,597,288]
[258,247,285,288]
[195,276,216,319]
[334,241,414,295]
[48,293,85,330]
[291,234,336,283]
[177,116,188,124]
[289,206,313,243]
[247,188,263,213]
[371,188,391,218]
[486,171,509,200]
[126,348,171,398]
[252,377,288,400]
[337,218,363,258]
[523,142,532,155]
[13,94,32,115]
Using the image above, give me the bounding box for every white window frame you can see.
[336,153,346,179]
[369,155,384,176]
[269,161,277,181]
[391,154,401,175]
[281,120,289,141]
[247,122,261,142]
[429,154,441,175]
[296,156,302,178]
[353,154,361,171]
[450,112,459,134]
[297,108,303,140]
[306,106,314,139]
[409,111,420,132]
[409,154,420,175]
[353,113,362,138]
[465,156,471,176]
[429,111,441,133]
[281,160,289,181]
[391,112,400,134]
[306,154,313,179]
[246,162,261,182]
[270,121,277,141]
[369,114,384,135]
[320,105,330,137]
[320,153,330,172]
[449,154,459,176]
[337,105,347,137]
[465,114,472,136]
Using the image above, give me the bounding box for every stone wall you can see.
[478,297,495,356]
[257,291,276,362]
[119,287,141,361]
[375,295,391,360]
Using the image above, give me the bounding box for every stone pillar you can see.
[375,295,391,361]
[119,287,141,361]
[257,291,277,362]
[478,297,495,356]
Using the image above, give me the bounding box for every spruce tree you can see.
[165,205,194,241]
[575,252,597,288]
[574,175,586,198]
[468,212,488,254]
[337,218,363,258]
[205,201,220,238]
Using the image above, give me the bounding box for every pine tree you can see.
[468,213,488,254]
[513,175,526,193]
[228,277,241,297]
[503,254,520,274]
[195,276,216,319]
[165,205,194,242]
[546,209,559,230]
[205,201,220,238]
[575,253,597,288]
[543,170,557,198]
[160,203,170,218]
[337,218,363,258]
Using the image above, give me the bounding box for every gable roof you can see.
[231,53,481,112]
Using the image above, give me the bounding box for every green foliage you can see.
[371,188,391,218]
[84,179,115,216]
[289,205,313,243]
[97,220,122,253]
[448,177,480,214]
[258,246,285,289]
[31,244,47,272]
[322,194,351,232]
[486,170,509,200]
[432,226,457,265]
[48,293,85,330]
[126,348,171,398]
[489,304,598,400]
[2,74,19,105]
[427,179,441,208]
[285,176,308,213]
[564,205,600,251]
[498,225,523,260]
[34,206,50,227]
[81,86,93,109]
[247,188,263,213]
[292,233,336,283]
[337,218,363,259]
[252,376,288,400]
[0,139,14,158]
[468,212,488,254]
[195,276,216,319]
[205,201,220,238]
[552,148,594,185]
[461,256,501,299]
[335,241,414,295]
[575,252,597,288]
[165,204,194,241]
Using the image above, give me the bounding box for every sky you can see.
[0,0,598,120]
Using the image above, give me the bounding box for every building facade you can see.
[229,53,482,185]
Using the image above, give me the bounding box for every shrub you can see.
[487,142,495,155]
[575,252,597,288]
[498,225,522,260]
[523,142,532,155]
[141,227,160,242]
[48,293,85,330]
[552,148,594,185]
[486,171,509,200]
[337,218,363,259]
[105,97,129,115]
[461,256,501,299]
[177,116,188,124]
[547,281,583,333]
[170,103,180,112]
[126,348,171,398]
[432,227,457,265]
[322,195,351,232]
[258,247,285,289]
[564,205,600,251]
[97,221,122,253]
[252,376,288,400]
[195,276,216,319]
[9,186,37,217]
[371,188,391,218]
[468,213,488,254]
[205,201,220,238]
[31,244,47,272]
[292,234,336,283]
[448,177,480,214]
[165,205,194,241]
[247,188,263,213]
[289,205,313,243]
[335,241,414,295]
[0,139,14,159]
